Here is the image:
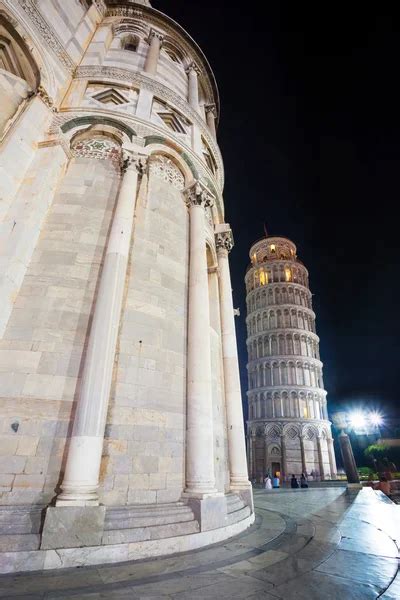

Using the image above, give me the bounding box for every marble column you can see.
[317,436,325,481]
[205,104,217,138]
[300,435,307,475]
[249,434,255,479]
[186,62,200,112]
[327,437,337,479]
[56,149,147,506]
[184,180,216,497]
[280,435,287,482]
[264,437,269,476]
[144,29,164,75]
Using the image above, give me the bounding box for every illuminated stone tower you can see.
[0,0,252,572]
[245,236,337,482]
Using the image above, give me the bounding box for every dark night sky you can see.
[153,2,400,419]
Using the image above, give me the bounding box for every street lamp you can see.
[332,408,384,485]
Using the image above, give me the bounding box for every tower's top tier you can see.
[249,236,297,266]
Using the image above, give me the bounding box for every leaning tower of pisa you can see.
[245,236,337,482]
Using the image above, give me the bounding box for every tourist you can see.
[300,473,308,488]
[272,475,280,488]
[291,474,299,489]
[264,474,272,490]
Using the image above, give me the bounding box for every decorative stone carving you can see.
[147,28,164,45]
[148,155,184,190]
[37,85,54,109]
[121,151,147,174]
[74,66,224,188]
[71,137,122,168]
[186,61,201,76]
[205,104,217,117]
[184,180,214,209]
[18,0,75,72]
[215,230,234,253]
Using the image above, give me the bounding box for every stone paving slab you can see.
[0,487,399,599]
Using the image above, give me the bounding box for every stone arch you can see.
[162,37,187,65]
[61,115,137,141]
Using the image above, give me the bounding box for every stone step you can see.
[226,505,251,526]
[105,504,195,530]
[0,533,40,552]
[226,495,246,514]
[0,506,44,535]
[102,518,200,545]
[105,509,195,530]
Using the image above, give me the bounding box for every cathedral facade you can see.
[0,0,252,572]
[245,236,337,482]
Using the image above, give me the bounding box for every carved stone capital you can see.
[184,180,214,209]
[186,62,201,76]
[147,29,164,45]
[121,151,148,174]
[205,103,217,117]
[215,229,234,253]
[37,86,55,110]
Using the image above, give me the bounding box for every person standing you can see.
[300,473,308,488]
[291,474,299,489]
[264,474,272,490]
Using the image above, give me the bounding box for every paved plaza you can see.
[1,487,399,599]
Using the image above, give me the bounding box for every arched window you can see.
[121,34,139,52]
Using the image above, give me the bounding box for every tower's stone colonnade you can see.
[0,0,252,572]
[245,237,337,482]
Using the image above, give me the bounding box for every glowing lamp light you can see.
[369,412,383,427]
[349,411,366,429]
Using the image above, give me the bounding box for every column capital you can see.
[184,180,214,209]
[37,85,55,110]
[147,28,164,45]
[215,227,234,253]
[205,103,217,117]
[186,61,201,76]
[121,151,147,174]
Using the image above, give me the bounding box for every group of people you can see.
[290,473,309,489]
[263,473,309,489]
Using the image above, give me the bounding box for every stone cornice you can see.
[18,0,75,72]
[73,65,224,189]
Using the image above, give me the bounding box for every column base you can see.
[230,484,254,513]
[185,495,228,532]
[40,506,106,550]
